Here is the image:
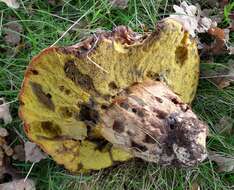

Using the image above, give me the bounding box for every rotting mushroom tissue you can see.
[19,18,208,172]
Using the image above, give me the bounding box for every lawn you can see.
[0,0,234,189]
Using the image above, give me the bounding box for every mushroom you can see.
[19,19,208,172]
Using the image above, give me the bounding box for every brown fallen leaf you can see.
[219,0,229,8]
[215,116,234,135]
[0,179,36,190]
[209,151,234,172]
[109,0,128,9]
[0,0,19,9]
[24,141,47,163]
[12,145,25,161]
[4,22,23,46]
[0,98,12,125]
[204,27,227,55]
[201,59,234,88]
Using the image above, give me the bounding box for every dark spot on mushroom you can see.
[129,95,146,106]
[65,89,71,95]
[119,101,129,110]
[101,104,108,109]
[58,107,73,118]
[153,108,167,119]
[131,141,148,152]
[180,104,189,112]
[59,85,65,92]
[175,46,188,65]
[132,108,137,113]
[166,114,178,130]
[93,139,109,151]
[131,107,145,117]
[77,163,83,170]
[109,81,118,90]
[46,93,52,99]
[0,99,3,105]
[147,71,160,81]
[171,97,180,105]
[113,120,125,133]
[30,82,55,111]
[64,60,95,92]
[79,103,99,124]
[127,130,135,137]
[19,100,24,106]
[41,121,61,137]
[143,134,156,144]
[31,69,39,75]
[154,96,163,103]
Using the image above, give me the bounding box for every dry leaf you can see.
[191,182,200,190]
[201,59,234,88]
[4,22,23,46]
[219,0,229,8]
[169,1,216,37]
[228,46,234,55]
[109,0,128,9]
[0,98,12,125]
[209,151,234,172]
[0,0,19,9]
[24,141,47,163]
[12,145,25,161]
[215,116,234,135]
[0,128,8,137]
[0,179,36,190]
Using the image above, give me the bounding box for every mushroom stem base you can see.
[100,80,208,166]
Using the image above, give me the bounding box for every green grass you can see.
[0,0,234,189]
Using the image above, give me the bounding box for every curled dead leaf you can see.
[0,0,19,9]
[4,22,23,46]
[209,151,234,172]
[0,98,12,125]
[24,141,47,163]
[169,1,216,37]
[0,179,36,190]
[201,59,234,88]
[215,116,234,135]
[12,145,25,161]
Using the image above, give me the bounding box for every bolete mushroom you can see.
[19,19,208,172]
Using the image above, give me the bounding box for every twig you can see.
[24,162,35,182]
[86,34,109,73]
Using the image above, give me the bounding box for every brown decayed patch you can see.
[153,108,168,119]
[131,141,148,152]
[112,120,125,133]
[64,60,95,92]
[143,134,156,144]
[41,121,62,137]
[78,99,100,125]
[30,81,55,111]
